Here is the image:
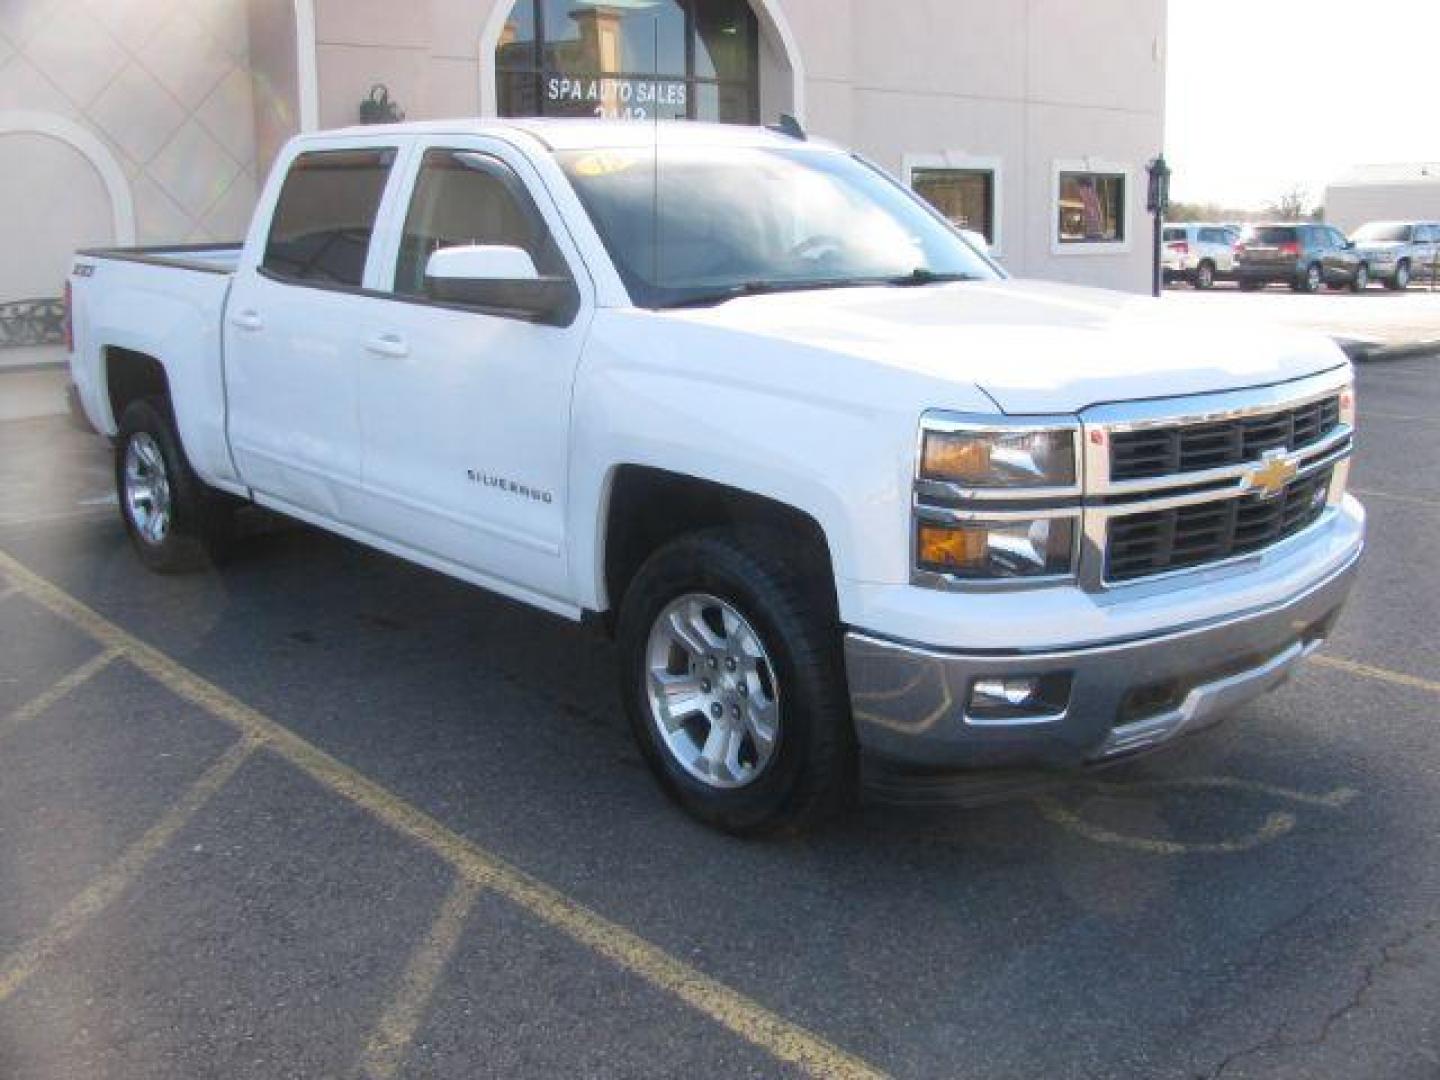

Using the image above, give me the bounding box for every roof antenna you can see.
[768,113,806,141]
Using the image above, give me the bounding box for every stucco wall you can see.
[0,0,261,265]
[1325,183,1440,233]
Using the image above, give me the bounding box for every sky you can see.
[1165,0,1440,209]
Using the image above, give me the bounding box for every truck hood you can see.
[661,278,1347,414]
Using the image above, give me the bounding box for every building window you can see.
[910,168,996,246]
[496,0,759,124]
[1056,169,1126,246]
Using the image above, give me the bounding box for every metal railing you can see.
[0,298,65,348]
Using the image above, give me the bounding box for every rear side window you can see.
[1246,226,1298,245]
[393,149,567,297]
[1163,227,1186,242]
[263,148,396,287]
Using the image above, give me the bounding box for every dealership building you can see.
[1324,163,1440,233]
[0,0,1167,357]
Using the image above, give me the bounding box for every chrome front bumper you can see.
[844,545,1362,771]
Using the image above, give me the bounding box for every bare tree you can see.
[1267,187,1309,221]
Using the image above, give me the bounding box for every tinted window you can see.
[912,168,997,245]
[1353,222,1412,242]
[1244,226,1298,245]
[1163,226,1186,242]
[394,149,567,297]
[263,149,395,287]
[557,146,998,308]
[1199,227,1227,243]
[1057,172,1125,243]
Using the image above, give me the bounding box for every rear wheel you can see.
[1388,260,1411,291]
[1295,262,1322,293]
[116,398,235,573]
[1193,260,1216,289]
[616,528,856,835]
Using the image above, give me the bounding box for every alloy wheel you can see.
[644,593,781,789]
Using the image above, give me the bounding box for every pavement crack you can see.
[1204,915,1440,1078]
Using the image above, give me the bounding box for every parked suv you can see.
[1350,220,1440,290]
[1235,223,1368,293]
[1163,223,1238,289]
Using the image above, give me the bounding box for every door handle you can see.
[365,333,410,359]
[230,310,264,332]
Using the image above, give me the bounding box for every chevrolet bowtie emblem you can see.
[1246,449,1299,498]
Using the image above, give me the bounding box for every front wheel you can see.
[1388,260,1411,290]
[1350,263,1369,292]
[116,398,235,573]
[616,529,856,835]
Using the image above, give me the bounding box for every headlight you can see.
[917,516,1077,580]
[921,427,1078,488]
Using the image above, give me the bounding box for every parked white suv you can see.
[66,120,1364,834]
[1163,223,1239,289]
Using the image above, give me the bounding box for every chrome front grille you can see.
[1081,373,1355,589]
[1109,395,1341,481]
[1105,466,1334,582]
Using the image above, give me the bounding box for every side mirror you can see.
[424,244,577,325]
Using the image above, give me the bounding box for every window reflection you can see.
[496,0,758,124]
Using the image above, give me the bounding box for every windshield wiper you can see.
[885,268,980,286]
[663,278,888,309]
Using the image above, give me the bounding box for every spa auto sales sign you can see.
[546,76,687,119]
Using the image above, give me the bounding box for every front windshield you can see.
[1352,222,1412,242]
[557,145,999,308]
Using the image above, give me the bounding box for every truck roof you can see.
[306,117,825,153]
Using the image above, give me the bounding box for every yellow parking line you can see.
[0,550,886,1079]
[1351,487,1440,510]
[0,737,256,1004]
[358,875,481,1080]
[1036,796,1296,856]
[1311,654,1440,696]
[0,648,120,744]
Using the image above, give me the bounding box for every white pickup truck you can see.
[67,119,1364,834]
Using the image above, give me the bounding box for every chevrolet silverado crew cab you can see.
[67,119,1365,835]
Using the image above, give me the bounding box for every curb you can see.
[1340,339,1440,363]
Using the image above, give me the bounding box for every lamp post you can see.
[1146,154,1171,298]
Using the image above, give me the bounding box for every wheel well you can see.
[602,466,836,620]
[106,347,169,425]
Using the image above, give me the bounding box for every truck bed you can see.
[76,242,242,275]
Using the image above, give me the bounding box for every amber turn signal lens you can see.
[921,434,991,483]
[917,523,988,570]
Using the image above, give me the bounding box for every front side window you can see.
[910,168,996,246]
[1057,171,1125,244]
[497,0,758,124]
[263,149,395,287]
[393,149,567,297]
[558,145,999,308]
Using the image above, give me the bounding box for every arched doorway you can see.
[479,0,804,125]
[0,111,132,349]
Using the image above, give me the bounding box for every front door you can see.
[350,140,593,604]
[225,144,402,520]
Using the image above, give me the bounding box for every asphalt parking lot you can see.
[2,355,1439,1079]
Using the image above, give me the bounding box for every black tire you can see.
[115,398,235,573]
[1349,263,1369,293]
[1294,263,1322,293]
[1387,260,1411,291]
[616,528,856,836]
[1193,260,1216,289]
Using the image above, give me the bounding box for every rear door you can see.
[348,137,593,604]
[224,141,404,519]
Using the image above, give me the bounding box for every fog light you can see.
[967,673,1071,721]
